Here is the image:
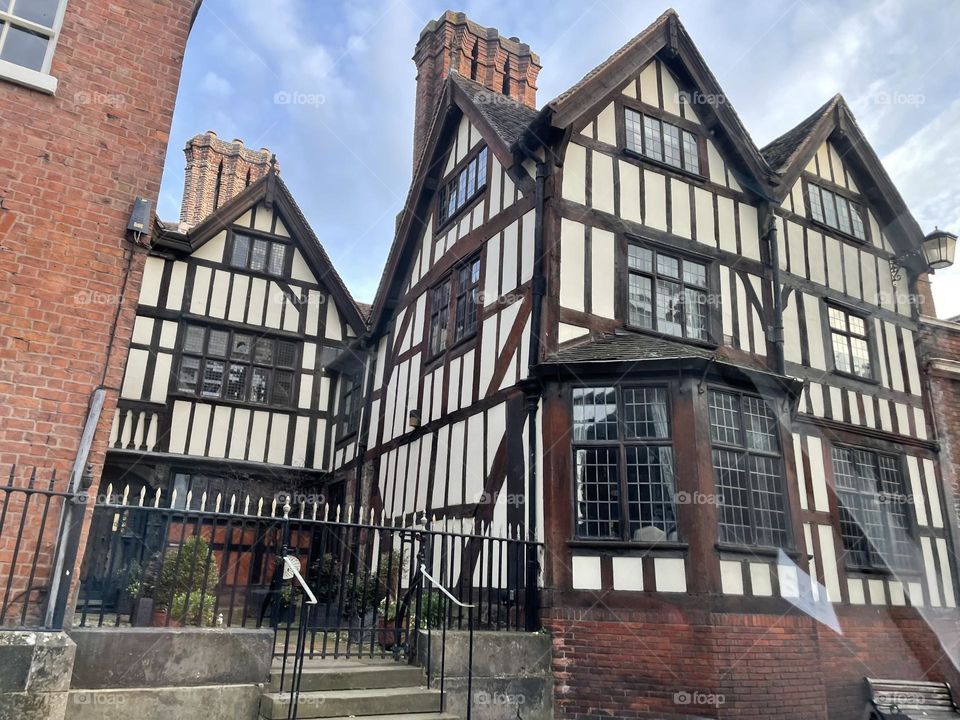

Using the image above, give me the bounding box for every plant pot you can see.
[151,609,181,628]
[116,590,134,616]
[131,597,154,627]
[347,610,376,644]
[378,616,398,649]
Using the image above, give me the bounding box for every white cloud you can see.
[200,70,232,96]
[884,98,960,318]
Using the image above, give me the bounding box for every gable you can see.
[763,96,925,270]
[543,12,777,197]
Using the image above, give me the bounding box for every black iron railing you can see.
[73,486,542,654]
[0,466,84,630]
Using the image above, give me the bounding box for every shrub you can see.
[170,590,216,626]
[156,536,219,613]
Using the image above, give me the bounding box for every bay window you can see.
[572,386,678,542]
[708,390,790,548]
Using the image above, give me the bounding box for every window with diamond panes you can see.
[828,306,873,379]
[573,386,677,542]
[624,108,700,174]
[627,244,710,341]
[177,324,298,407]
[708,390,789,548]
[230,233,289,277]
[832,446,913,571]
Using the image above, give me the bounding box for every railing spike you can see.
[138,486,146,507]
[121,484,130,506]
[229,494,236,515]
[214,492,222,513]
[323,503,330,521]
[104,482,114,503]
[346,505,353,523]
[169,488,178,509]
[153,487,161,508]
[200,491,207,512]
[185,489,193,511]
[335,505,341,522]
[257,497,264,517]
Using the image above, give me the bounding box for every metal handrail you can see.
[418,562,475,720]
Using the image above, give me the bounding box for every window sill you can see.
[844,565,915,578]
[808,218,868,246]
[715,543,800,561]
[622,148,708,185]
[830,368,879,386]
[621,324,719,351]
[168,391,299,414]
[568,539,687,553]
[0,59,58,94]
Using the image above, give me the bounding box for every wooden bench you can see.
[866,678,960,719]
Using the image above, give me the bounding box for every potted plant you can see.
[306,553,341,630]
[125,557,160,627]
[150,536,220,627]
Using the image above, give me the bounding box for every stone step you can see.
[297,715,458,720]
[259,686,443,719]
[67,684,262,720]
[269,663,425,692]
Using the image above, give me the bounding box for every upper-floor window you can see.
[428,255,481,357]
[624,108,700,174]
[827,305,872,379]
[338,372,361,438]
[438,146,488,226]
[831,446,913,571]
[230,232,288,276]
[627,243,710,342]
[572,386,678,542]
[177,324,298,407]
[0,0,67,86]
[807,182,866,241]
[708,390,790,549]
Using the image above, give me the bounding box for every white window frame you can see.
[0,0,69,94]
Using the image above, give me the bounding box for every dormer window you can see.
[806,182,866,241]
[437,145,488,227]
[624,108,700,174]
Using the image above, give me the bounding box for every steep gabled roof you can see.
[155,171,367,335]
[368,73,536,335]
[760,96,839,173]
[529,9,778,198]
[450,74,539,150]
[762,94,927,266]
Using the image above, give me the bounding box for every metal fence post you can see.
[49,464,95,629]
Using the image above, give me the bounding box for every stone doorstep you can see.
[258,686,443,720]
[269,662,425,692]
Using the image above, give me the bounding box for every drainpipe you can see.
[352,339,378,513]
[521,157,548,631]
[763,203,786,375]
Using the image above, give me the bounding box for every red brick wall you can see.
[0,0,196,614]
[546,604,960,719]
[919,318,960,525]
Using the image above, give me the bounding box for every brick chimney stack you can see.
[412,11,541,167]
[179,131,276,227]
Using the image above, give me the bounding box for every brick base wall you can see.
[545,604,960,719]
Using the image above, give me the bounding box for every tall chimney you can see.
[412,11,540,168]
[179,131,276,228]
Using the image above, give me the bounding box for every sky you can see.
[157,0,960,316]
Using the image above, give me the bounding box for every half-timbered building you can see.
[101,132,365,511]
[356,9,960,719]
